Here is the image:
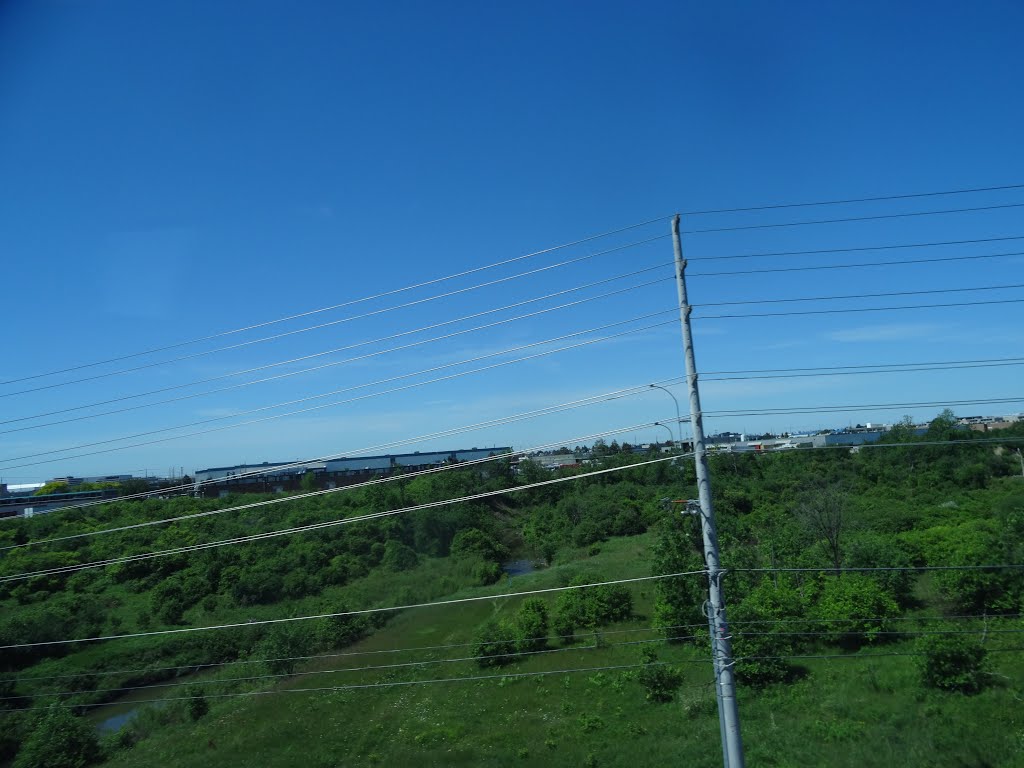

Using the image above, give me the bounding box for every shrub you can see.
[916,633,988,693]
[473,618,518,667]
[635,650,683,703]
[185,685,209,721]
[731,579,806,686]
[515,599,549,653]
[381,540,418,572]
[13,704,101,768]
[814,574,899,646]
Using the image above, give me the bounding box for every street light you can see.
[649,383,685,448]
[653,421,675,448]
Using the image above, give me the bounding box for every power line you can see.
[9,645,1024,714]
[738,628,1024,639]
[8,182,1021,389]
[0,422,676,557]
[0,222,671,388]
[739,647,1024,663]
[681,183,1024,217]
[704,360,1024,383]
[1,235,670,399]
[3,622,711,684]
[731,613,1022,627]
[7,404,1020,535]
[0,454,690,583]
[0,660,702,714]
[703,398,1024,418]
[0,566,706,649]
[730,565,1024,574]
[708,356,1024,376]
[688,234,1024,262]
[9,298,1021,471]
[682,201,1024,236]
[12,613,1015,686]
[0,376,686,531]
[1,268,674,434]
[7,632,704,701]
[0,313,679,471]
[695,297,1024,321]
[695,283,1024,308]
[690,249,1024,277]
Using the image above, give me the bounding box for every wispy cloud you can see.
[824,323,946,343]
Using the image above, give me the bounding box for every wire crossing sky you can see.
[1,2,1023,481]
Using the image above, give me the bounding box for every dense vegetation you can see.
[1,413,1022,767]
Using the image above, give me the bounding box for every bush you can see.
[473,618,518,667]
[814,574,899,646]
[185,685,209,721]
[916,633,988,693]
[514,599,549,653]
[381,540,418,572]
[14,704,101,768]
[731,579,806,686]
[553,582,633,638]
[635,648,683,703]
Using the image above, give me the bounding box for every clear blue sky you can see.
[2,1,1023,482]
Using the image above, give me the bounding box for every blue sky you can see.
[1,1,1023,482]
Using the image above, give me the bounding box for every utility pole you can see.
[671,214,746,768]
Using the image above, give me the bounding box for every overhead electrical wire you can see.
[5,632,704,701]
[702,397,1024,418]
[0,312,679,470]
[687,233,1024,262]
[7,293,1021,469]
[729,564,1024,575]
[6,400,1021,546]
[7,279,1017,437]
[739,648,1024,664]
[0,422,682,554]
[689,249,1024,277]
[0,376,688,529]
[1,268,675,433]
[0,223,673,388]
[694,297,1024,321]
[0,566,707,649]
[0,660,698,713]
[704,360,1024,385]
[0,235,671,398]
[27,626,1024,702]
[680,182,1024,217]
[8,181,1019,389]
[10,613,1015,686]
[0,454,691,584]
[681,201,1024,236]
[3,621,712,685]
[694,282,1024,308]
[7,646,1024,714]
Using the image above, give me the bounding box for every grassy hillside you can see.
[2,420,1023,767]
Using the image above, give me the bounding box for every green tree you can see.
[14,704,100,768]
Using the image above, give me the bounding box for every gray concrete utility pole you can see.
[671,214,746,768]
